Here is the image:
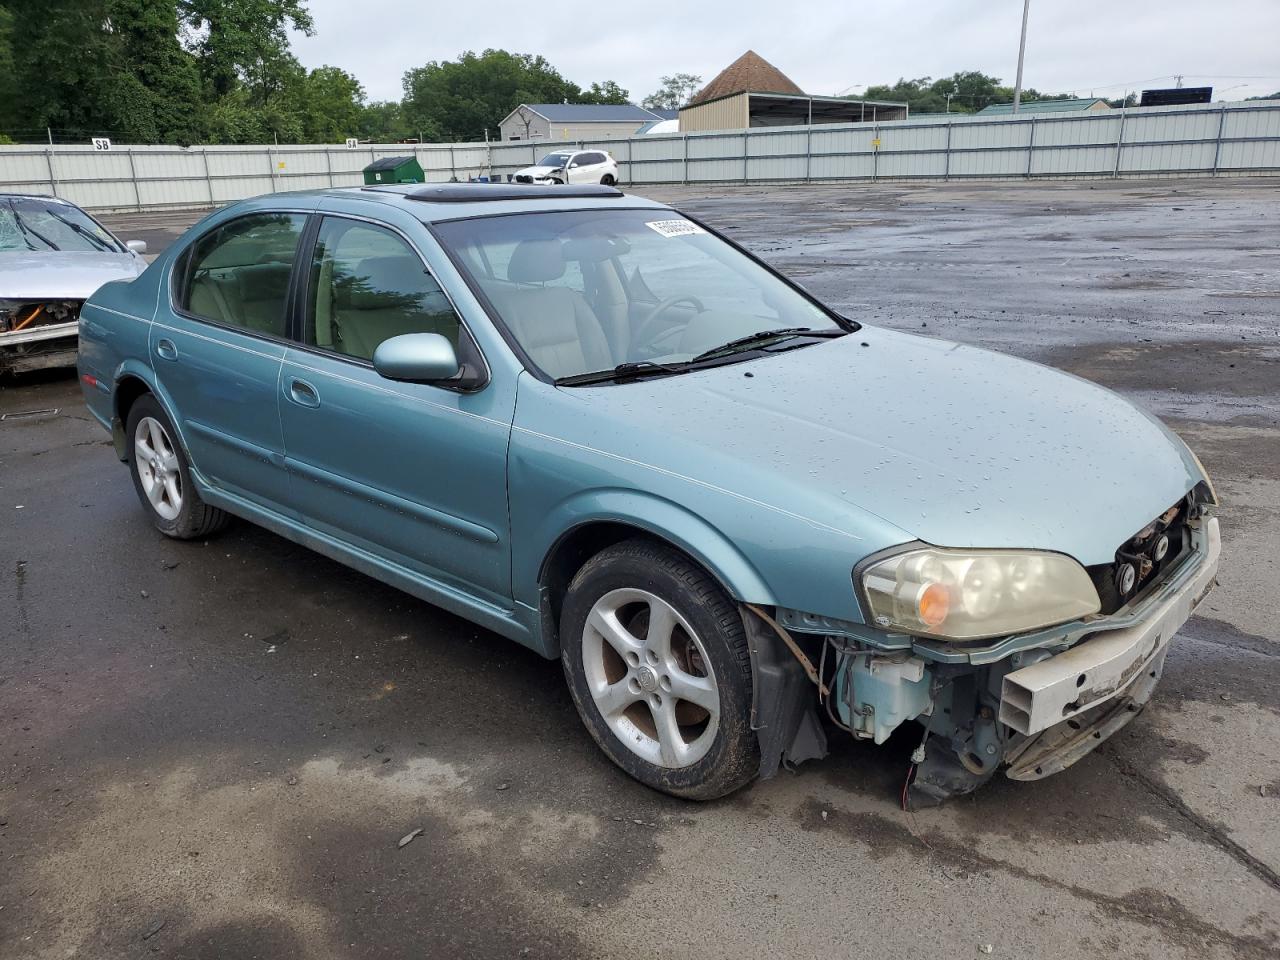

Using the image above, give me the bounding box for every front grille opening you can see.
[1087,499,1191,614]
[0,300,82,334]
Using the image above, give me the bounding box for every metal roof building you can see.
[499,103,664,141]
[977,98,1111,116]
[678,51,907,132]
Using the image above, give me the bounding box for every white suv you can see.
[512,150,619,186]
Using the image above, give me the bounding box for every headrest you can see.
[337,256,428,309]
[507,239,565,283]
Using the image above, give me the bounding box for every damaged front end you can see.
[747,492,1220,806]
[0,298,82,374]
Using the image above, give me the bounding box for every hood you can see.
[548,328,1203,566]
[515,165,561,177]
[0,250,145,300]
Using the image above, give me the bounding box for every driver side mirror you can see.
[126,239,148,254]
[373,333,462,384]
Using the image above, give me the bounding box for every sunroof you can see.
[387,183,624,203]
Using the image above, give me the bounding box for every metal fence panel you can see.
[2,100,1277,210]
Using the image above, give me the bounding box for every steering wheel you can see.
[631,295,706,354]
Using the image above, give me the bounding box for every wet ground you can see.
[2,178,1278,959]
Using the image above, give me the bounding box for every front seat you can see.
[493,239,614,379]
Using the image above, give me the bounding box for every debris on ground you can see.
[141,919,166,941]
[398,828,423,849]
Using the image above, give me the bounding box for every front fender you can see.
[516,487,778,613]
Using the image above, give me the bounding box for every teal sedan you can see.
[77,184,1220,805]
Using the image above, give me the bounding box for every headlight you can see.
[858,547,1100,641]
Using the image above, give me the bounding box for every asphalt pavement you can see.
[2,177,1278,959]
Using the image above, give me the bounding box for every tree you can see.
[0,5,15,135]
[178,0,314,103]
[581,80,629,105]
[642,74,701,111]
[1246,91,1280,101]
[357,101,413,143]
[401,49,626,141]
[104,0,206,143]
[293,65,365,142]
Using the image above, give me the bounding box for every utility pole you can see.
[945,89,955,113]
[1012,0,1032,114]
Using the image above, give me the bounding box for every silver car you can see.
[0,194,148,375]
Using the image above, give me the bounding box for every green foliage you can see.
[860,71,1077,113]
[642,74,701,111]
[357,101,414,143]
[0,8,628,145]
[581,80,629,105]
[1246,91,1280,101]
[178,0,313,101]
[401,49,629,142]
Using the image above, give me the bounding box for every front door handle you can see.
[155,338,178,361]
[288,378,320,408]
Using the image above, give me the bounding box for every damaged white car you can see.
[1,194,147,375]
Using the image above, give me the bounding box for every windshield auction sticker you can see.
[645,219,706,238]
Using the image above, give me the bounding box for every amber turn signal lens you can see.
[918,583,950,627]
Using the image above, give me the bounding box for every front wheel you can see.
[560,539,758,799]
[126,395,229,539]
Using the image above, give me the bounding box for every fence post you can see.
[743,131,749,184]
[872,123,879,181]
[1211,102,1228,176]
[267,146,277,194]
[324,147,334,188]
[125,147,141,211]
[45,144,58,198]
[943,120,953,180]
[805,125,812,183]
[201,149,214,206]
[682,134,689,185]
[1025,116,1037,178]
[1112,110,1127,179]
[448,144,456,181]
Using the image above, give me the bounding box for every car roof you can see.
[249,184,669,223]
[0,192,79,206]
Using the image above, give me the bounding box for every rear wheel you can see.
[126,395,229,539]
[560,539,758,799]
[600,174,616,186]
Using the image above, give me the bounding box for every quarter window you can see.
[304,218,462,362]
[178,213,306,337]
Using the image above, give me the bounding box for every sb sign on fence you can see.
[91,137,111,151]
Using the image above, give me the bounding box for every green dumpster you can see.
[362,156,425,185]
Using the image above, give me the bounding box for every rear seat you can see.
[187,261,292,337]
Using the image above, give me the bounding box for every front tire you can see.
[560,539,758,800]
[126,395,229,540]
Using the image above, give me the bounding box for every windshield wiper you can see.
[556,360,691,387]
[45,208,114,252]
[5,199,58,251]
[690,326,843,363]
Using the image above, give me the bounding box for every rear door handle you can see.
[155,338,177,361]
[288,378,320,408]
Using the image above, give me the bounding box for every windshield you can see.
[0,197,123,254]
[434,208,844,381]
[535,154,572,168]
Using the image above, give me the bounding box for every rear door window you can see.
[178,213,307,338]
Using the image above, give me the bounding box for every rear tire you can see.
[600,174,616,186]
[126,395,229,540]
[560,538,758,800]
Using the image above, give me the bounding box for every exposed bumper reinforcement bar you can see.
[1000,518,1219,737]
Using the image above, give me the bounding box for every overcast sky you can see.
[289,0,1280,105]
